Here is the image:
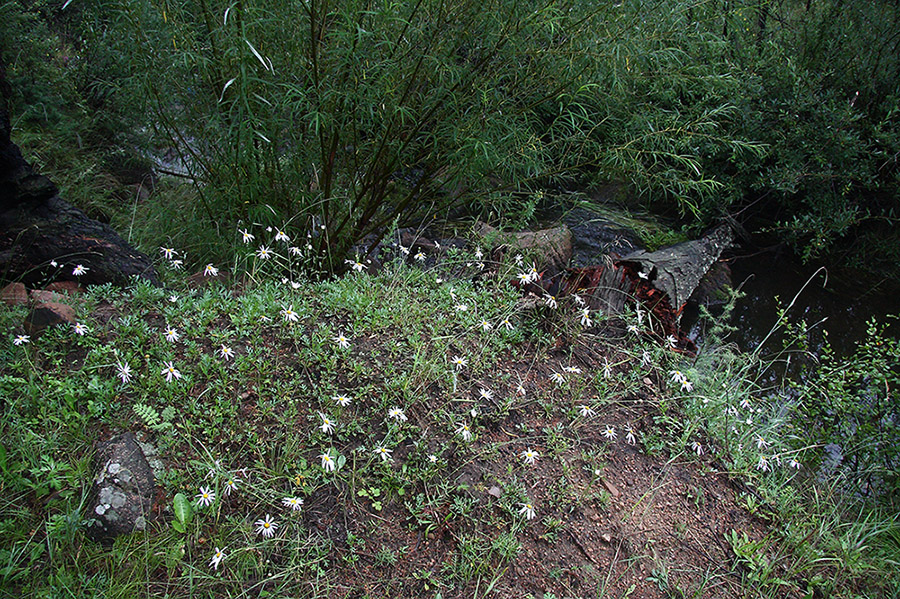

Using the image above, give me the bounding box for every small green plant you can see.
[357,486,383,511]
[171,493,193,534]
[134,403,176,431]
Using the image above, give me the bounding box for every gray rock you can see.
[87,432,156,542]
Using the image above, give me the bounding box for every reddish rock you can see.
[45,281,85,296]
[30,289,66,303]
[24,301,77,336]
[0,282,28,306]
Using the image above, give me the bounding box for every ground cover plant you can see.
[3,231,898,598]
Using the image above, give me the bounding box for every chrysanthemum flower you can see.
[320,452,336,472]
[580,308,593,327]
[161,361,181,382]
[223,478,238,496]
[116,361,132,384]
[518,502,536,520]
[319,413,335,434]
[281,496,304,511]
[254,514,278,537]
[195,486,215,507]
[387,407,407,422]
[375,447,393,462]
[210,547,226,570]
[333,333,350,349]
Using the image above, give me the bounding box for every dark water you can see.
[685,248,899,365]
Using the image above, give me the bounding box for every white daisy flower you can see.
[375,447,393,462]
[281,496,304,511]
[387,407,407,422]
[518,502,536,520]
[209,547,226,571]
[195,486,215,507]
[521,449,539,465]
[254,514,278,537]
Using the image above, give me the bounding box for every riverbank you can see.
[2,242,897,598]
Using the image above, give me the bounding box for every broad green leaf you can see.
[173,493,192,529]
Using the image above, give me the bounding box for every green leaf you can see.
[173,493,192,530]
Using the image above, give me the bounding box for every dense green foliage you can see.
[789,317,900,496]
[4,0,898,272]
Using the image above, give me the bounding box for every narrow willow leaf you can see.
[219,78,237,103]
[252,93,272,107]
[245,40,269,71]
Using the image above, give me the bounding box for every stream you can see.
[685,247,899,369]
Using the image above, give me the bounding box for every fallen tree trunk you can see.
[560,225,733,351]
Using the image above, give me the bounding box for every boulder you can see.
[0,64,159,288]
[24,301,76,336]
[44,281,85,296]
[87,433,156,542]
[0,282,27,306]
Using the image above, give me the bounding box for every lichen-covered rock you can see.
[87,432,156,542]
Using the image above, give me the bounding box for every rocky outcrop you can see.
[0,58,159,288]
[87,433,157,542]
